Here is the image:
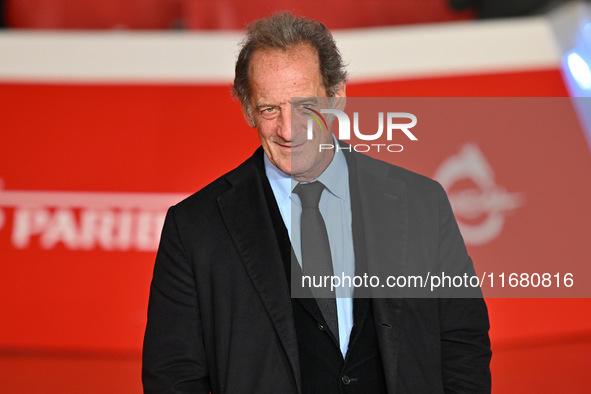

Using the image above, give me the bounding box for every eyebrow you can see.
[255,97,319,110]
[292,98,319,106]
[255,103,278,110]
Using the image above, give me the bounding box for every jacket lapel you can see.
[351,151,408,393]
[217,150,301,393]
[290,247,342,346]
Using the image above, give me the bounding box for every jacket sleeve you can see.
[142,206,210,393]
[435,183,492,393]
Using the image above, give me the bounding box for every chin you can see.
[290,167,315,180]
[276,163,292,176]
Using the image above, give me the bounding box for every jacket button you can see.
[341,375,351,385]
[317,323,326,331]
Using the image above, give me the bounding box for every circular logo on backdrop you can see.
[434,143,524,245]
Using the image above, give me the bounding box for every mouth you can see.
[277,141,306,151]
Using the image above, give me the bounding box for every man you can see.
[142,12,491,393]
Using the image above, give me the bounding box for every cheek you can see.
[256,122,279,140]
[257,131,279,152]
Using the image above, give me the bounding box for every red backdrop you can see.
[0,25,590,393]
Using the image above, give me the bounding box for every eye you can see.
[259,107,279,119]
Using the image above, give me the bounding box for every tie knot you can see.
[294,181,325,209]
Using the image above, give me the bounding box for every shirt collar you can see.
[263,152,292,209]
[314,139,348,202]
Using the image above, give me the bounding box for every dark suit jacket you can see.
[142,147,492,393]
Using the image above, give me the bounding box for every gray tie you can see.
[294,181,339,342]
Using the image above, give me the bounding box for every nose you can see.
[276,105,292,141]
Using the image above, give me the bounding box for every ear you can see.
[241,104,256,128]
[336,83,346,98]
[333,83,347,111]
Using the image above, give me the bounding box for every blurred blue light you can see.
[567,52,591,90]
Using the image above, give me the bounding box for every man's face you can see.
[245,43,345,182]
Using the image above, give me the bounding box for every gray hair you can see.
[232,12,348,122]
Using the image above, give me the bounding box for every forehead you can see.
[250,42,319,66]
[248,44,323,97]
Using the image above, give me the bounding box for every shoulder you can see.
[171,147,264,217]
[350,149,444,197]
